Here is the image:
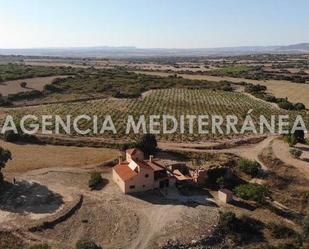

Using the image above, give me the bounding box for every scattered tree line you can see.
[245,83,306,110]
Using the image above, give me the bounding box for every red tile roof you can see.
[113,163,138,181]
[135,160,153,170]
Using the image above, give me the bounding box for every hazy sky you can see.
[0,0,309,49]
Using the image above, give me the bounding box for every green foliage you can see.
[0,147,12,171]
[75,239,101,249]
[245,84,267,93]
[234,183,268,203]
[289,148,303,159]
[216,176,225,188]
[3,130,41,144]
[238,159,260,177]
[28,243,50,249]
[294,102,306,110]
[267,222,297,239]
[0,147,11,185]
[7,90,43,101]
[20,81,27,88]
[0,64,76,82]
[0,95,12,107]
[303,214,309,236]
[88,172,103,190]
[135,134,157,156]
[219,211,264,244]
[284,134,298,147]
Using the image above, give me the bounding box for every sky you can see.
[0,0,309,49]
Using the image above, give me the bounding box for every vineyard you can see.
[2,88,307,142]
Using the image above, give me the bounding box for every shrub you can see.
[20,82,27,88]
[219,212,264,244]
[284,134,298,147]
[294,103,306,110]
[75,239,101,249]
[3,130,41,144]
[216,176,225,188]
[7,90,43,101]
[28,243,50,249]
[289,148,303,159]
[245,84,267,93]
[88,172,103,190]
[135,134,157,156]
[267,222,297,239]
[234,183,268,203]
[219,211,237,232]
[238,159,260,177]
[278,100,295,110]
[303,214,309,236]
[0,96,12,107]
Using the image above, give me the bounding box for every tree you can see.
[88,172,103,190]
[135,134,157,156]
[238,159,261,177]
[0,147,12,181]
[216,176,225,189]
[294,103,306,111]
[75,239,101,249]
[20,82,27,88]
[234,183,268,203]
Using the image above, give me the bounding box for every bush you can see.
[216,176,225,188]
[75,239,101,249]
[303,214,309,236]
[289,148,303,159]
[238,159,260,177]
[245,84,267,93]
[267,222,297,239]
[7,90,43,101]
[3,130,41,144]
[219,211,264,244]
[28,243,50,249]
[284,134,298,147]
[135,134,157,156]
[234,183,268,203]
[294,102,306,110]
[88,172,103,190]
[0,96,12,107]
[20,82,27,88]
[278,100,295,110]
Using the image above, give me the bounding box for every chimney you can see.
[149,155,154,163]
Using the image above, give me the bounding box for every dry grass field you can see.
[0,76,67,96]
[138,71,309,107]
[1,141,120,173]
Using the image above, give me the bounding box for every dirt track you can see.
[1,166,219,249]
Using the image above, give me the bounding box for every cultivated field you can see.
[138,71,309,107]
[0,76,67,96]
[3,88,295,142]
[0,140,119,173]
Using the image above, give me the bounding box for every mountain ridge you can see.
[0,43,308,57]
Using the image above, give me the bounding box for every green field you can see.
[4,88,303,142]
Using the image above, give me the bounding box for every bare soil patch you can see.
[1,140,120,173]
[0,76,67,96]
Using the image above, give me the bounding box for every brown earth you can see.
[1,140,120,173]
[0,76,68,96]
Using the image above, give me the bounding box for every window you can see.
[145,174,149,178]
[129,185,135,189]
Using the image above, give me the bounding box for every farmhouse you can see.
[113,148,176,194]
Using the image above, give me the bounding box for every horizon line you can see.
[1,42,309,51]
